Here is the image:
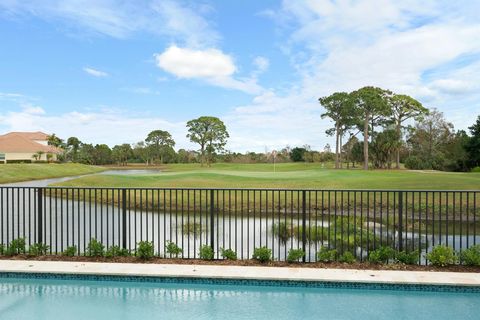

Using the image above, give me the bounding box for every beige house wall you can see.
[3,152,58,162]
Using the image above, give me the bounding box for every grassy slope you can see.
[0,163,105,184]
[53,163,480,190]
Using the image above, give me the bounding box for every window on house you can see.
[0,153,5,160]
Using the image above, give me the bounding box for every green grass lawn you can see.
[53,162,480,190]
[0,163,105,184]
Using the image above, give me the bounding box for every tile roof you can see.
[0,132,61,153]
[4,131,49,140]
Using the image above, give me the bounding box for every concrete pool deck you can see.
[1,260,480,287]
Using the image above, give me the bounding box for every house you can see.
[0,131,62,163]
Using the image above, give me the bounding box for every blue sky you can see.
[1,0,479,152]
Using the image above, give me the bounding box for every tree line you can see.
[319,86,480,171]
[47,116,229,167]
[44,92,479,172]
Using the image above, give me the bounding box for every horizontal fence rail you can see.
[0,187,479,264]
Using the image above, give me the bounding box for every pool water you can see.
[0,277,479,320]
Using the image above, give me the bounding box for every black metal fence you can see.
[1,187,479,264]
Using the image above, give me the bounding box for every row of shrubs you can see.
[1,238,479,267]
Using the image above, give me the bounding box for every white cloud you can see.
[0,92,25,100]
[253,56,269,73]
[0,0,219,46]
[154,45,263,94]
[155,45,235,78]
[21,104,45,115]
[83,67,109,77]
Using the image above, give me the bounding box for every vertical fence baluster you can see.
[210,189,215,250]
[302,190,306,263]
[37,188,43,244]
[398,191,403,252]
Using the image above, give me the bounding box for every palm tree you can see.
[35,151,44,161]
[47,134,64,148]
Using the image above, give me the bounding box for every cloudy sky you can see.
[0,0,479,152]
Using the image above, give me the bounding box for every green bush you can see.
[63,246,77,257]
[369,246,396,264]
[426,245,457,267]
[87,238,105,257]
[404,156,430,170]
[459,245,480,266]
[395,250,419,265]
[199,245,214,260]
[105,245,131,258]
[316,247,337,263]
[0,244,5,255]
[220,248,237,260]
[6,238,26,256]
[287,249,305,263]
[28,243,49,256]
[165,241,182,258]
[471,167,480,173]
[136,241,154,260]
[339,251,356,264]
[252,247,272,263]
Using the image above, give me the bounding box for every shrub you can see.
[395,250,419,265]
[0,244,4,255]
[471,167,480,173]
[136,241,154,260]
[369,246,396,264]
[63,246,77,257]
[28,243,49,256]
[459,245,480,266]
[426,245,457,267]
[105,245,131,258]
[6,238,26,256]
[316,247,337,263]
[165,241,182,258]
[220,248,237,260]
[339,251,356,264]
[199,245,214,260]
[287,249,305,263]
[87,238,105,257]
[404,156,432,170]
[252,247,272,263]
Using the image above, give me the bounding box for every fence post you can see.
[398,191,404,252]
[37,188,43,244]
[302,190,306,262]
[122,189,127,249]
[210,189,215,250]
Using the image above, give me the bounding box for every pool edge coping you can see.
[1,260,480,288]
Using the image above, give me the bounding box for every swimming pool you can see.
[0,274,479,320]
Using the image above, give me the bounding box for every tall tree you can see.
[319,92,355,169]
[112,143,133,166]
[406,109,454,170]
[389,94,429,169]
[351,87,391,170]
[186,116,229,166]
[66,137,81,162]
[145,130,175,164]
[465,115,480,169]
[369,129,400,169]
[47,133,64,148]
